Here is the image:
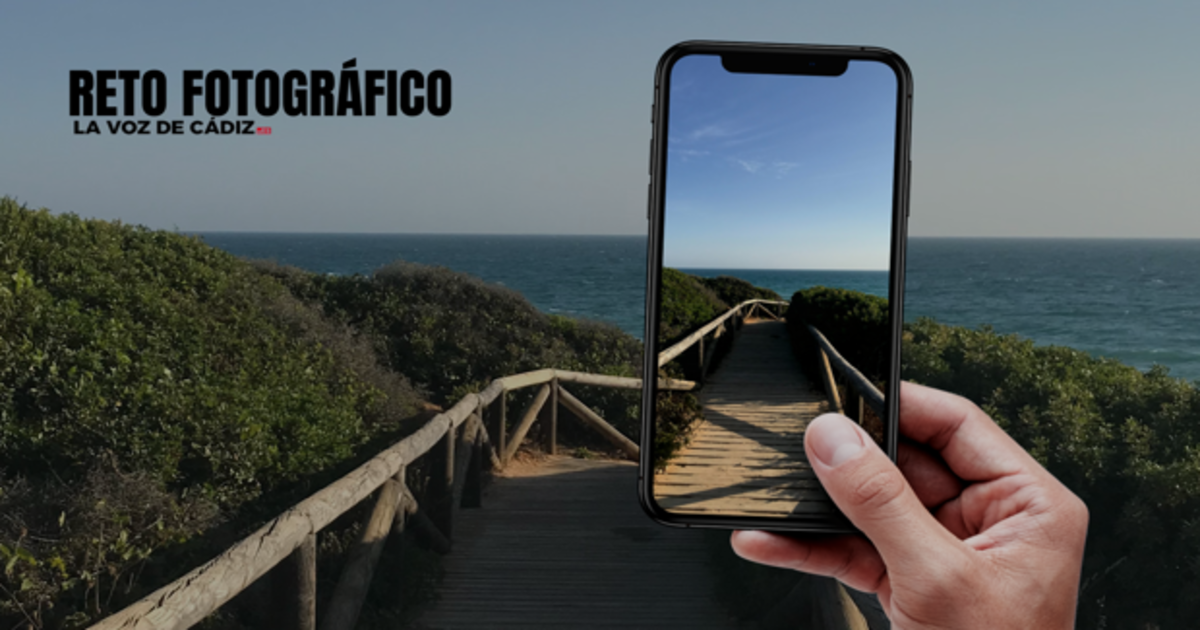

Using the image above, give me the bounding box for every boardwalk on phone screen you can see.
[653,319,838,518]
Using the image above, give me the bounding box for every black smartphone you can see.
[640,41,911,532]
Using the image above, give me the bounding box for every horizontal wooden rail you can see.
[90,365,664,630]
[494,368,697,392]
[806,325,884,419]
[658,299,787,367]
[91,392,478,630]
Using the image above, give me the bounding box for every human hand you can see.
[730,381,1089,629]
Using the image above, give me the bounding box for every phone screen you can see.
[644,45,908,528]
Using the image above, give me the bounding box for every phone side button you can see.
[646,184,651,220]
[906,160,912,217]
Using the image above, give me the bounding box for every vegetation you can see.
[656,268,727,348]
[0,197,430,628]
[785,286,890,386]
[254,260,644,447]
[694,275,780,309]
[653,270,724,468]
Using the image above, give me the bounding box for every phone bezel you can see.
[639,40,912,533]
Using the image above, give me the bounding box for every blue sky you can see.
[662,56,896,270]
[1,1,1197,237]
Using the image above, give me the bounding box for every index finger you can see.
[898,381,1040,483]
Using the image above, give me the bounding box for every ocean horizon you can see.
[197,233,1200,383]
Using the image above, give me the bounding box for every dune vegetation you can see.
[0,198,641,629]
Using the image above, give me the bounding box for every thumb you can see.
[805,413,959,569]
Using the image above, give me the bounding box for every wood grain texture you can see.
[270,533,316,630]
[655,320,837,518]
[503,383,551,464]
[557,384,640,458]
[320,478,403,630]
[414,457,752,629]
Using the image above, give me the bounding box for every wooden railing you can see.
[89,369,694,630]
[657,299,788,382]
[807,325,885,426]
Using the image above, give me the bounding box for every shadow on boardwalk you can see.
[655,320,837,518]
[414,455,752,629]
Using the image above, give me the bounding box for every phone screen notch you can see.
[720,53,848,77]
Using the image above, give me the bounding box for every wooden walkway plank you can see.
[654,320,835,518]
[414,456,752,629]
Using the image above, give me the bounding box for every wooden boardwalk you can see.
[414,456,751,629]
[655,320,838,518]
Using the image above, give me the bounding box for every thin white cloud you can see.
[773,161,800,176]
[690,124,734,140]
[736,159,764,173]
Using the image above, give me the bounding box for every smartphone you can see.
[640,41,911,532]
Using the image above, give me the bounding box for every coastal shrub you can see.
[256,260,646,446]
[651,391,702,471]
[0,198,426,627]
[786,286,890,389]
[903,317,1200,629]
[695,274,781,307]
[656,268,727,348]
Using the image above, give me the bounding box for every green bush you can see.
[695,274,781,307]
[786,286,890,388]
[657,268,727,348]
[0,198,425,628]
[257,260,646,446]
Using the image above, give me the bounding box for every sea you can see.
[197,234,1200,383]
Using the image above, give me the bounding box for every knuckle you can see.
[851,466,908,513]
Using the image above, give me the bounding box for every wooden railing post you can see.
[390,468,409,617]
[697,334,705,381]
[431,423,456,539]
[701,322,722,383]
[818,348,844,416]
[546,377,559,455]
[496,390,507,469]
[452,414,479,510]
[464,412,484,508]
[320,475,404,630]
[503,382,551,463]
[271,532,317,630]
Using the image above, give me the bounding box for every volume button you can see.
[906,160,912,217]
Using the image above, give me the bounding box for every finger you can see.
[897,440,963,509]
[805,413,964,570]
[899,381,1038,483]
[730,530,888,595]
